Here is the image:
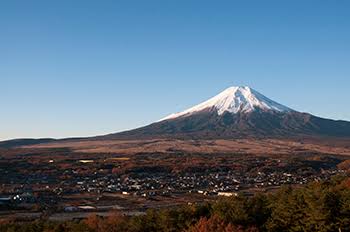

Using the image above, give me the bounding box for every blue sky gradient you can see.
[1,0,350,140]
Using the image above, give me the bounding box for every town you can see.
[0,150,348,221]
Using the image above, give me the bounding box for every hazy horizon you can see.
[2,1,350,141]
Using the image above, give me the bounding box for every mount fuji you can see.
[2,86,350,149]
[104,86,350,139]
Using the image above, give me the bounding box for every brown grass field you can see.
[22,137,350,156]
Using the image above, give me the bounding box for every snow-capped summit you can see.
[161,86,292,121]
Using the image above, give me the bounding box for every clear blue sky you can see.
[1,0,350,140]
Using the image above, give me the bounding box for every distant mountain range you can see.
[0,138,56,149]
[2,86,350,148]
